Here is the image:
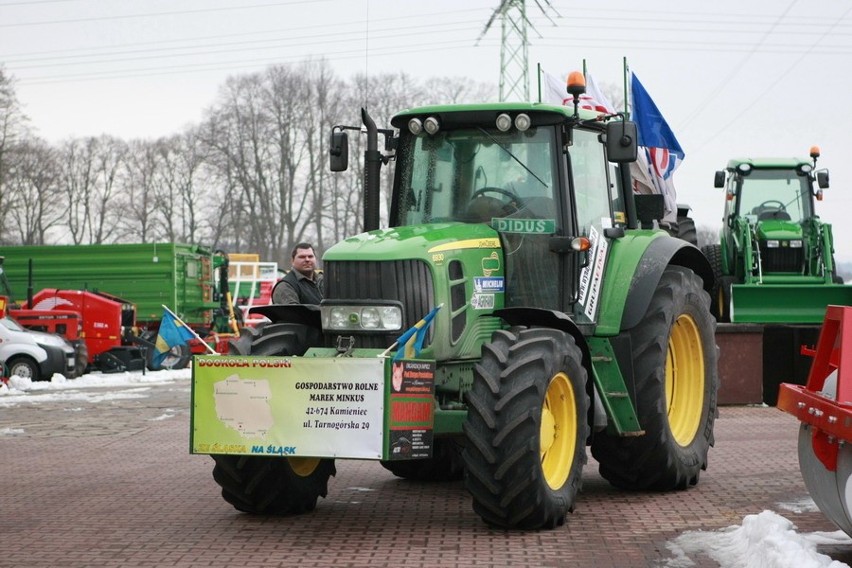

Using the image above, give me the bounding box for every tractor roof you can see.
[391,102,603,129]
[726,156,810,170]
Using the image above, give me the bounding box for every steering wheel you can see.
[470,186,524,210]
[758,200,786,211]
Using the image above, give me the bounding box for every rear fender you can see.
[596,233,713,335]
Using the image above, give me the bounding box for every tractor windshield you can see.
[736,169,812,223]
[393,126,559,226]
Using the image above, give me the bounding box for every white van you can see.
[0,315,76,380]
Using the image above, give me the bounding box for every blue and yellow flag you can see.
[393,305,442,361]
[154,309,196,364]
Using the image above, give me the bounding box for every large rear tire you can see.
[210,321,333,515]
[700,244,731,322]
[675,215,698,246]
[463,327,590,529]
[591,266,718,491]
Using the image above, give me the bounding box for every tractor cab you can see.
[715,150,829,281]
[389,106,633,315]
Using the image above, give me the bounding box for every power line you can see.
[0,0,333,28]
[691,4,852,152]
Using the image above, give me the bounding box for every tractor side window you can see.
[570,129,612,235]
[609,164,627,226]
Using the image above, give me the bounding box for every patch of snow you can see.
[661,510,852,568]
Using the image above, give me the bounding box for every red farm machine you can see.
[778,305,852,538]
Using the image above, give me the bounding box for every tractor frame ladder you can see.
[228,259,279,322]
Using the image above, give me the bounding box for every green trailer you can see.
[191,78,719,530]
[1,242,235,368]
[2,242,220,325]
[703,148,852,323]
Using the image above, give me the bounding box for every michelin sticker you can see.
[473,277,505,293]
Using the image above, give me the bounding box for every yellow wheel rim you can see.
[717,286,726,318]
[540,372,577,490]
[666,314,705,446]
[288,457,320,477]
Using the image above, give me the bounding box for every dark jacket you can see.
[272,270,323,305]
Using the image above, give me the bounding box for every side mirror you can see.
[817,169,829,189]
[714,171,726,188]
[605,120,638,163]
[329,130,349,172]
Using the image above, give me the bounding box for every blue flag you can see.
[154,309,196,364]
[630,72,685,173]
[393,305,442,361]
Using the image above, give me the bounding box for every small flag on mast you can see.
[153,307,196,366]
[393,305,442,361]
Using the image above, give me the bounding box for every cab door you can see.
[567,128,617,325]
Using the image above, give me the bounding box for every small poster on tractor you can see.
[387,359,436,460]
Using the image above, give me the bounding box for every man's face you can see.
[292,247,316,277]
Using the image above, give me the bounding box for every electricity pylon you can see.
[478,1,559,102]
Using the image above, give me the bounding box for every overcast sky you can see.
[2,0,851,259]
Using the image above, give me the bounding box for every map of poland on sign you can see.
[213,375,274,438]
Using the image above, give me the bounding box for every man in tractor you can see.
[271,242,324,305]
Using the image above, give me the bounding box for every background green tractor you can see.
[192,79,719,530]
[703,147,852,323]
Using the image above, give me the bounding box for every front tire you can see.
[213,455,336,514]
[210,321,333,515]
[717,276,735,323]
[592,266,718,491]
[6,356,41,381]
[463,327,590,530]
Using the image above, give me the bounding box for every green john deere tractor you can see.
[191,78,719,530]
[703,147,852,323]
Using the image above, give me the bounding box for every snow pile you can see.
[0,367,191,407]
[663,510,851,568]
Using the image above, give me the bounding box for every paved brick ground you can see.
[2,381,851,567]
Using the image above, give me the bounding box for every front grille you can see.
[759,244,804,273]
[323,260,435,349]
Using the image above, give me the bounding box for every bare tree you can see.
[0,68,30,244]
[152,131,209,243]
[121,139,161,242]
[697,225,719,249]
[7,138,63,244]
[201,65,324,265]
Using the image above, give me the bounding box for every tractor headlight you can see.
[496,113,512,132]
[766,240,780,248]
[321,304,403,332]
[790,240,803,248]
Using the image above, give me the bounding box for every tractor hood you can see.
[324,223,501,262]
[755,219,804,240]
